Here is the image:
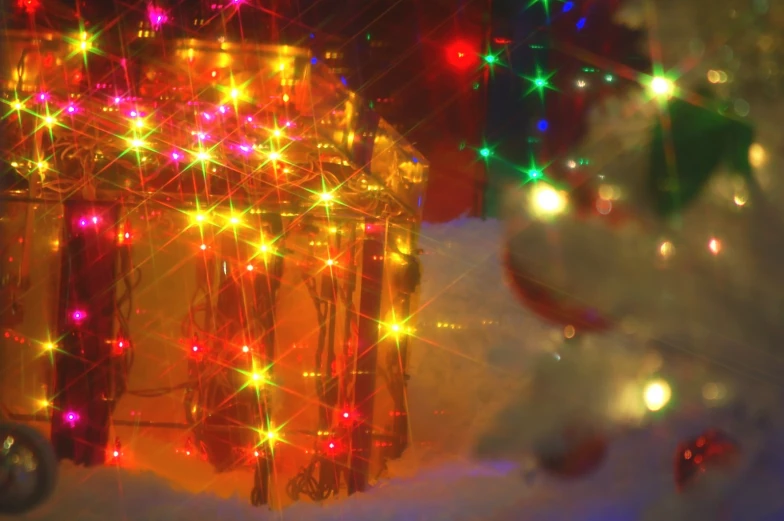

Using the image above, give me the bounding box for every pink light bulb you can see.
[71,309,86,322]
[172,152,181,160]
[79,219,88,227]
[148,4,168,28]
[67,105,76,113]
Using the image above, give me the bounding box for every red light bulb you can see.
[446,40,478,70]
[17,0,40,14]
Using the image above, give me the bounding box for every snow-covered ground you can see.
[5,218,784,520]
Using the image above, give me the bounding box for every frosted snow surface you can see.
[5,218,784,521]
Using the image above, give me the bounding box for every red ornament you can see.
[534,422,608,479]
[503,246,613,334]
[674,429,740,492]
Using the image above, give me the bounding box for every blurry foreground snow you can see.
[6,219,784,521]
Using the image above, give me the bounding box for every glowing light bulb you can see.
[643,379,672,411]
[196,151,210,161]
[326,258,335,266]
[44,342,55,350]
[708,238,722,255]
[530,184,567,216]
[649,76,674,98]
[659,241,675,259]
[319,192,333,202]
[268,152,280,161]
[230,88,240,99]
[44,116,55,126]
[246,264,254,271]
[242,345,250,353]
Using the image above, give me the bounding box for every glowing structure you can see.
[0,12,427,507]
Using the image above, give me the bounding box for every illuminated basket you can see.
[0,25,428,505]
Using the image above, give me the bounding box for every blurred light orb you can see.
[702,382,727,402]
[563,324,576,339]
[644,379,672,411]
[708,237,722,255]
[749,143,767,168]
[658,240,675,259]
[530,184,567,216]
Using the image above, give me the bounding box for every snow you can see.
[6,218,784,520]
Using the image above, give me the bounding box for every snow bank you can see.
[6,219,784,520]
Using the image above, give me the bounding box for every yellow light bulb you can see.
[12,101,23,110]
[320,192,333,202]
[268,152,280,161]
[643,379,672,412]
[231,88,240,99]
[44,116,55,126]
[530,184,567,217]
[649,76,674,98]
[44,342,55,350]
